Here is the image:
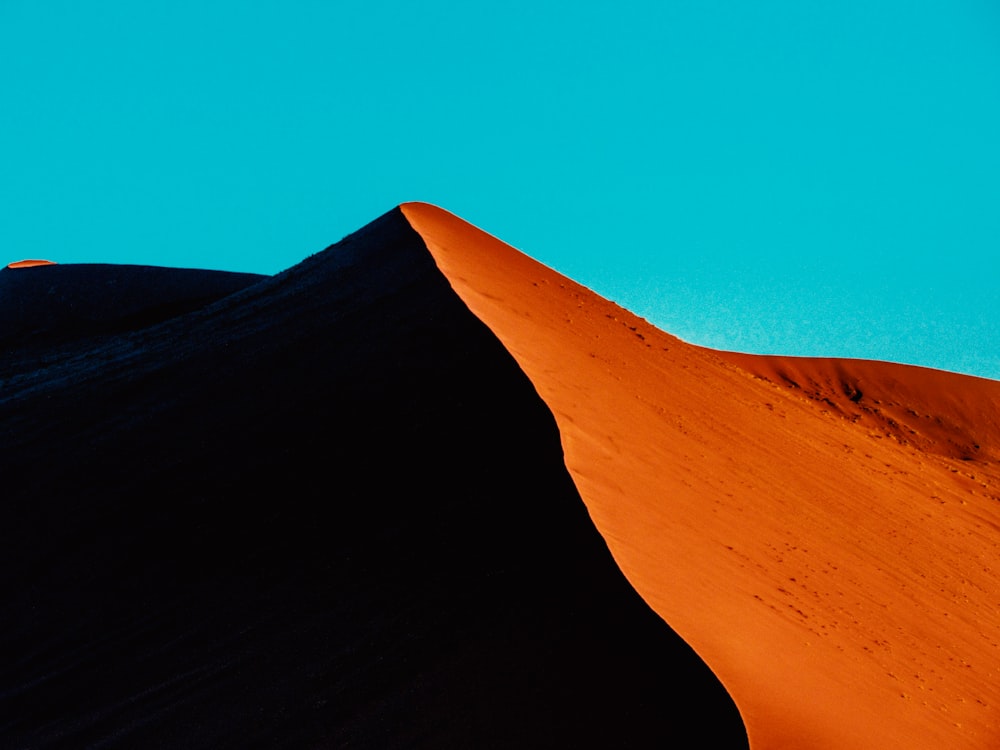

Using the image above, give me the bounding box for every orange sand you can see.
[402,202,1000,749]
[6,259,56,268]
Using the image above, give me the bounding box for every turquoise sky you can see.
[3,2,999,379]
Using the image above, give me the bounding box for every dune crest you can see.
[402,201,1000,749]
[6,259,56,268]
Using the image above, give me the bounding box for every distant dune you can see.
[2,205,997,748]
[6,259,56,269]
[0,262,265,345]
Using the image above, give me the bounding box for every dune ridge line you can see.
[401,200,1000,749]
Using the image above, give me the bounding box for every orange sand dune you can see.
[402,202,1000,749]
[6,259,56,268]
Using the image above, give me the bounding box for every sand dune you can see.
[0,262,265,344]
[402,202,1000,749]
[0,209,745,747]
[4,202,997,747]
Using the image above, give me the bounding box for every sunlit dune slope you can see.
[0,209,746,748]
[7,259,56,268]
[403,201,1000,750]
[716,352,1000,464]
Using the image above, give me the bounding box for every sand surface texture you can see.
[403,201,1000,749]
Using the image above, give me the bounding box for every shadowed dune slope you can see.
[402,201,1000,750]
[0,209,747,747]
[0,262,266,345]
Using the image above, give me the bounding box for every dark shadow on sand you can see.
[0,209,748,748]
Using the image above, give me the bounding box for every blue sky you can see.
[3,1,999,379]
